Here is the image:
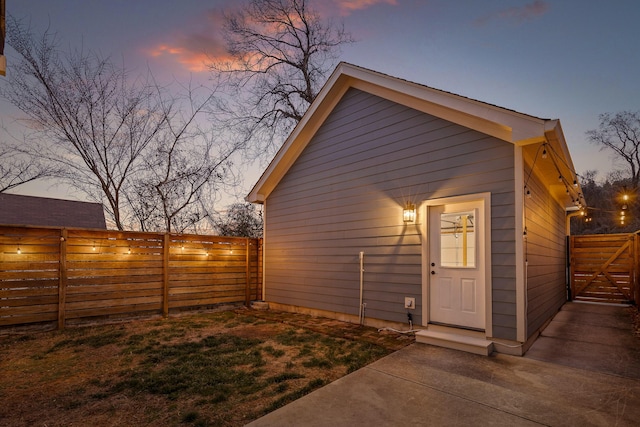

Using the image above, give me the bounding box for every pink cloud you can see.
[145,0,400,73]
[145,9,233,73]
[330,0,399,16]
[475,0,549,26]
[148,45,216,73]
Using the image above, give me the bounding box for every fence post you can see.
[568,235,573,301]
[635,233,639,305]
[58,229,68,330]
[162,233,170,317]
[258,238,263,301]
[245,238,251,307]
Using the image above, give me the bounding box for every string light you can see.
[523,141,586,210]
[17,246,21,255]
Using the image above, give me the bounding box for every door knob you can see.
[431,270,436,275]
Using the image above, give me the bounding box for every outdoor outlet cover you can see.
[404,297,415,309]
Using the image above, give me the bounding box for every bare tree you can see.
[587,111,640,189]
[0,145,58,192]
[213,202,263,238]
[1,17,239,232]
[572,170,640,235]
[1,16,168,229]
[126,83,240,233]
[213,0,353,157]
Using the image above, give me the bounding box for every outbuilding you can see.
[247,63,584,355]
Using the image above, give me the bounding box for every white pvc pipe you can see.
[359,251,364,325]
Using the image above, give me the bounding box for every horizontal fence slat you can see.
[65,303,163,320]
[0,312,59,326]
[66,295,163,310]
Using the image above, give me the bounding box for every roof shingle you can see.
[0,193,106,229]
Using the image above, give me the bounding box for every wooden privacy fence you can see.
[0,225,262,330]
[569,233,638,304]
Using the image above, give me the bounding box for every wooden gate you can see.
[569,233,638,304]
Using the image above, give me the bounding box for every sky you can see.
[2,0,640,205]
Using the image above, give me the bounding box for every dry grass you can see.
[0,308,413,427]
[631,305,640,337]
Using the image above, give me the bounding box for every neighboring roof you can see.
[247,62,582,207]
[0,0,5,76]
[0,193,107,229]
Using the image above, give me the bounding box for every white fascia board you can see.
[544,120,578,174]
[342,64,552,144]
[246,65,353,203]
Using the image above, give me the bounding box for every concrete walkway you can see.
[246,302,640,426]
[525,302,640,378]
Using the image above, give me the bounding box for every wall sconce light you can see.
[403,203,416,223]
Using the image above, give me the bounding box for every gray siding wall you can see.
[524,169,567,337]
[264,88,517,338]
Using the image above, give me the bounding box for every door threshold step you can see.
[415,330,494,356]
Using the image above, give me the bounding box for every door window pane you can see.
[440,210,476,268]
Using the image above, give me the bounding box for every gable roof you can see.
[0,193,107,229]
[247,62,582,207]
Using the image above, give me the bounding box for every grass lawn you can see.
[0,308,413,426]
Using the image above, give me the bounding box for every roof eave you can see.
[246,63,574,204]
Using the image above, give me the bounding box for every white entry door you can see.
[429,200,485,330]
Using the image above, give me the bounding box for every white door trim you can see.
[421,193,492,338]
[514,145,526,342]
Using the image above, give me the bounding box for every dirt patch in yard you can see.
[0,308,413,427]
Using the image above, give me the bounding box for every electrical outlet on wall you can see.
[404,297,415,309]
